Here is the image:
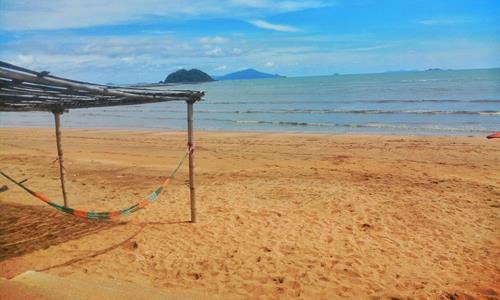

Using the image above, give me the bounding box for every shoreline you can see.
[0,126,493,138]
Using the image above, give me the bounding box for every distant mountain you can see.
[163,69,214,83]
[384,68,449,74]
[213,68,284,81]
[383,69,419,73]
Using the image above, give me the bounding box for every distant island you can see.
[163,69,214,83]
[160,68,284,83]
[213,68,284,81]
[383,68,450,73]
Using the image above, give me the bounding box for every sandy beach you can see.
[0,128,498,299]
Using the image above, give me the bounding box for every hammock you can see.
[0,148,190,220]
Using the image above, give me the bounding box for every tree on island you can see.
[163,69,214,83]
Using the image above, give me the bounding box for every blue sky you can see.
[1,0,499,83]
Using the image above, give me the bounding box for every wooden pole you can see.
[53,111,68,207]
[187,101,196,223]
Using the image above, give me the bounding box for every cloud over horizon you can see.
[0,0,498,83]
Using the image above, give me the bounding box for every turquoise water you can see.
[1,68,499,135]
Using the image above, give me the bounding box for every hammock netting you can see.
[0,149,189,220]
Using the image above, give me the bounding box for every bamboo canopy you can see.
[0,61,202,222]
[0,61,204,112]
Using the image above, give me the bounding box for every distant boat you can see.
[486,132,500,139]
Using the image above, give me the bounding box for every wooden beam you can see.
[53,111,68,207]
[1,60,204,112]
[0,67,203,101]
[187,101,196,223]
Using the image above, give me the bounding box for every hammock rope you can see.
[0,146,193,220]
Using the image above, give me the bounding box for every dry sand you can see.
[0,128,499,299]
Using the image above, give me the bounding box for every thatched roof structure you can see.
[0,61,204,112]
[0,61,202,222]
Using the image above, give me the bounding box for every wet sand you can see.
[0,128,499,299]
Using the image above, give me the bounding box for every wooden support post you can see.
[187,101,196,223]
[53,111,68,207]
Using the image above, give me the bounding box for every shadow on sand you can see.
[0,201,118,261]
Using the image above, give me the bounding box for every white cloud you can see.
[0,0,329,31]
[6,53,110,73]
[0,1,222,30]
[231,0,329,11]
[2,17,497,83]
[121,56,136,63]
[200,36,229,45]
[342,44,394,52]
[0,33,208,81]
[250,19,299,32]
[205,47,224,57]
[215,65,228,71]
[418,17,466,26]
[232,48,243,54]
[0,31,255,82]
[16,54,35,66]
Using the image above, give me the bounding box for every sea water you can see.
[1,68,499,135]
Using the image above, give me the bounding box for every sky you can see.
[0,0,499,83]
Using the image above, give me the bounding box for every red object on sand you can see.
[486,132,500,139]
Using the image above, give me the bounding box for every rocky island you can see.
[163,69,213,83]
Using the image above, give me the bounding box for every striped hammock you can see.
[0,149,189,220]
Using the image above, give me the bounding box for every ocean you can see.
[1,68,499,135]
